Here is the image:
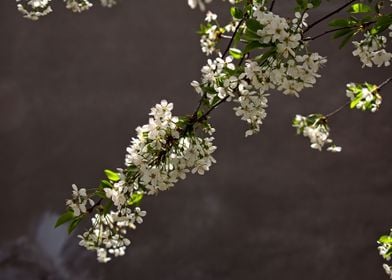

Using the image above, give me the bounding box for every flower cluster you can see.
[192,4,326,136]
[63,100,217,262]
[66,184,94,216]
[378,233,392,279]
[78,207,146,263]
[16,0,116,20]
[198,11,237,56]
[346,82,382,112]
[251,7,327,96]
[233,73,269,137]
[50,0,392,266]
[352,32,392,68]
[293,114,341,152]
[16,0,52,20]
[65,0,92,13]
[125,100,217,195]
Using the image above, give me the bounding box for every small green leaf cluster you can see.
[329,2,391,48]
[378,232,392,277]
[346,82,382,112]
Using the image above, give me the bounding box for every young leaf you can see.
[100,179,112,189]
[350,3,372,14]
[104,169,120,182]
[68,217,82,234]
[329,18,351,28]
[128,192,144,206]
[103,200,114,215]
[230,7,243,20]
[338,31,355,49]
[246,19,263,32]
[379,235,392,244]
[333,28,354,39]
[229,48,243,59]
[243,41,265,54]
[55,211,74,228]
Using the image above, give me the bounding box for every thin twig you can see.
[303,21,375,41]
[222,15,247,58]
[196,96,230,122]
[303,26,353,41]
[87,198,103,213]
[304,0,356,34]
[325,100,351,118]
[269,0,276,11]
[325,76,392,118]
[378,76,392,91]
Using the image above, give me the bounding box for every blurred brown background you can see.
[0,0,391,279]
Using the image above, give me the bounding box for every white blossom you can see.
[64,0,92,13]
[78,210,137,263]
[16,0,52,20]
[383,264,392,279]
[65,184,94,216]
[352,33,392,67]
[293,114,341,152]
[100,0,116,8]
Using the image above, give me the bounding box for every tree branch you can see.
[304,0,356,34]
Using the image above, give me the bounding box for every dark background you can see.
[0,0,391,279]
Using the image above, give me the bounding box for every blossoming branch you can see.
[18,0,391,276]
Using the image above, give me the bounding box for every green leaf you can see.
[246,19,263,32]
[310,0,321,8]
[333,28,354,39]
[230,7,243,20]
[329,19,352,28]
[256,47,276,63]
[55,211,74,228]
[68,217,82,234]
[350,3,372,14]
[99,180,112,189]
[338,31,355,49]
[229,48,243,59]
[371,15,392,35]
[243,41,265,54]
[379,235,392,244]
[350,95,362,109]
[128,192,144,206]
[95,189,107,199]
[296,0,308,11]
[103,200,114,215]
[104,169,120,182]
